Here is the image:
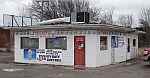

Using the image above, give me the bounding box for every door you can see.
[74,36,85,67]
[132,39,137,58]
[111,36,118,63]
[126,38,131,60]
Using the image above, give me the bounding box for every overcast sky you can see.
[0,0,150,26]
[91,0,150,8]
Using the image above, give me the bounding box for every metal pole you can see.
[30,17,32,26]
[22,16,24,27]
[11,15,14,27]
[9,27,13,53]
[3,14,4,26]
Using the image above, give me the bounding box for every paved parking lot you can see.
[0,52,150,78]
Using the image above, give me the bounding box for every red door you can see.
[74,36,85,67]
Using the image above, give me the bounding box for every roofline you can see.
[2,24,136,33]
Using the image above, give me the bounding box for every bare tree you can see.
[88,8,114,24]
[141,8,150,26]
[89,8,102,23]
[139,8,150,34]
[118,15,133,27]
[29,0,90,21]
[138,8,150,47]
[98,8,114,24]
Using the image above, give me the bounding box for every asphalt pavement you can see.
[0,52,150,78]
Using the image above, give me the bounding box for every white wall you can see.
[14,30,138,67]
[14,33,74,66]
[85,34,97,67]
[96,35,112,67]
[113,36,127,62]
[96,33,138,67]
[130,34,139,58]
[14,30,98,67]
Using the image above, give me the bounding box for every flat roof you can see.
[2,24,138,33]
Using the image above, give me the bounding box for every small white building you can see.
[9,24,139,67]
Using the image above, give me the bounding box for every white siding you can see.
[85,34,97,67]
[14,34,74,66]
[14,30,138,67]
[113,36,127,62]
[96,35,112,66]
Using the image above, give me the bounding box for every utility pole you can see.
[11,15,14,27]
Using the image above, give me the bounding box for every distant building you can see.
[0,28,13,52]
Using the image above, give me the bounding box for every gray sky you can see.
[1,0,150,16]
[0,0,150,26]
[0,0,31,26]
[0,0,31,15]
[91,0,150,8]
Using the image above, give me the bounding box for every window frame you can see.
[46,36,67,50]
[20,37,39,49]
[100,36,108,51]
[133,39,136,47]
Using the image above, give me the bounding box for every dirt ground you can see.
[0,52,150,78]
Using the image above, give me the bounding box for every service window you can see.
[133,39,136,47]
[46,36,67,50]
[100,36,108,50]
[21,37,39,49]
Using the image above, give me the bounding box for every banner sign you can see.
[23,49,62,63]
[36,49,62,62]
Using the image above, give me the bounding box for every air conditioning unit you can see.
[77,12,89,24]
[71,12,90,24]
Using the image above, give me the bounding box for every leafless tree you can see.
[118,15,133,27]
[139,8,150,33]
[98,8,114,24]
[138,8,150,47]
[89,8,102,23]
[29,0,90,21]
[141,8,150,26]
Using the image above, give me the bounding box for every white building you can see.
[8,24,139,67]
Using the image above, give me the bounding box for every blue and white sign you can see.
[111,36,118,48]
[24,49,36,60]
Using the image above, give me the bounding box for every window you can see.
[21,37,39,49]
[46,36,67,50]
[100,36,108,50]
[133,39,136,47]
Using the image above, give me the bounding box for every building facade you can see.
[11,24,138,67]
[0,29,13,51]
